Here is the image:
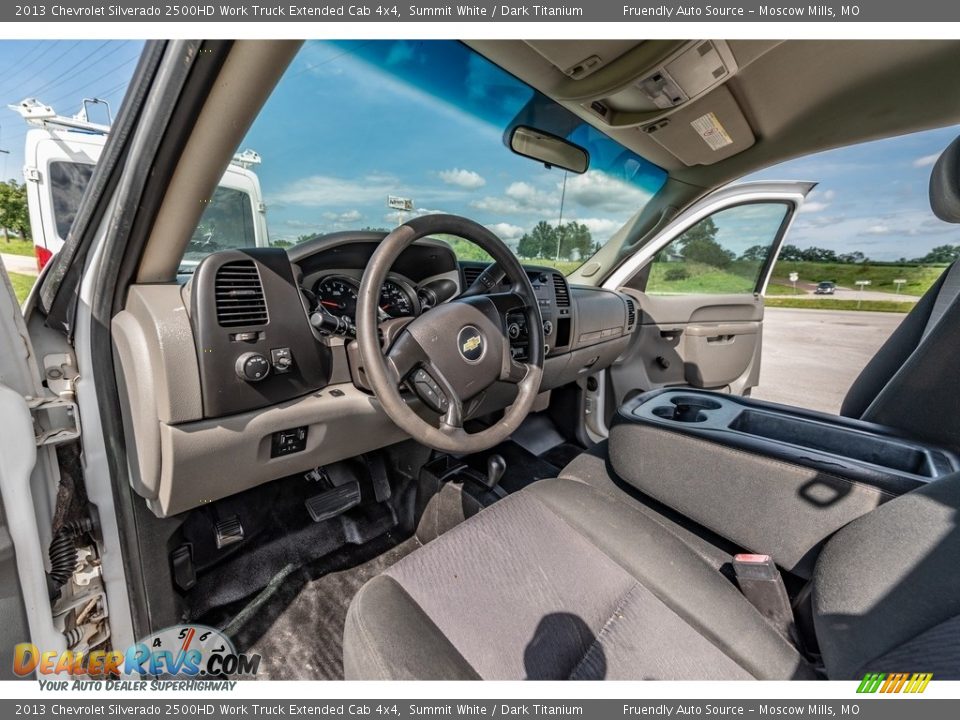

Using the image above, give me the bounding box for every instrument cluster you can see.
[313,274,420,326]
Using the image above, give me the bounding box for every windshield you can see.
[237,40,668,275]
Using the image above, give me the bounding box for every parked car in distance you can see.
[815,281,837,294]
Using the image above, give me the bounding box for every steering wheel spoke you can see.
[385,330,429,384]
[503,358,532,384]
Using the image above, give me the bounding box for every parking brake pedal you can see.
[214,516,245,549]
[305,481,362,523]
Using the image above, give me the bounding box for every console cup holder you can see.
[652,395,723,423]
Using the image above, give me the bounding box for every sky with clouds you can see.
[0,39,958,262]
[240,40,666,252]
[746,125,960,260]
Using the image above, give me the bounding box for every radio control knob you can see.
[236,352,270,382]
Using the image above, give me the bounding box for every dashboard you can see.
[113,229,638,517]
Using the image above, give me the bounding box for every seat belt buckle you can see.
[732,554,796,641]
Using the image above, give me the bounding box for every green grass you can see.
[646,260,756,295]
[0,237,35,257]
[8,272,35,304]
[771,261,945,296]
[765,297,914,313]
[761,282,799,296]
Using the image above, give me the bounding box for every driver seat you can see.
[343,473,960,679]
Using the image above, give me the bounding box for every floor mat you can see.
[539,442,584,471]
[217,533,421,680]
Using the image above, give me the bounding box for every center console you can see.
[609,389,959,576]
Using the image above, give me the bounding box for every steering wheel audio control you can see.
[236,352,271,382]
[410,368,450,413]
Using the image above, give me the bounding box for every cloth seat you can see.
[343,477,816,680]
[344,472,960,680]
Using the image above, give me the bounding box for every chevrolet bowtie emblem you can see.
[462,336,482,353]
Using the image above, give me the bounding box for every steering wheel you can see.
[357,214,544,453]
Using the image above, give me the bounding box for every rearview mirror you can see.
[508,126,589,174]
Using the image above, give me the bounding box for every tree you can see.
[920,245,960,264]
[838,251,867,264]
[799,246,838,263]
[740,245,769,263]
[526,221,558,259]
[557,221,593,261]
[675,217,734,268]
[0,179,31,243]
[517,232,540,259]
[779,244,803,261]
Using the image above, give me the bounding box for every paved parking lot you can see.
[751,307,904,414]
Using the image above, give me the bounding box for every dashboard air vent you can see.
[552,273,570,307]
[462,266,484,287]
[625,297,637,328]
[215,260,268,327]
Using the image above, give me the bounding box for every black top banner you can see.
[2,0,957,22]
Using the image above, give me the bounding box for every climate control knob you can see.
[236,352,270,382]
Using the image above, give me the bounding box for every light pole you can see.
[555,170,567,262]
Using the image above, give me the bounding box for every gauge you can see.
[315,276,359,319]
[379,279,417,318]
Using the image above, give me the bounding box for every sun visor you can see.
[640,86,755,166]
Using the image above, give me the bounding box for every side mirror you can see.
[508,126,589,174]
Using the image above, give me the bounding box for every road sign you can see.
[855,279,871,308]
[894,278,906,294]
[388,196,413,211]
[788,272,799,282]
[855,280,871,286]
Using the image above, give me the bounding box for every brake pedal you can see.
[305,481,361,523]
[214,515,244,549]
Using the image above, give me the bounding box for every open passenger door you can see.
[586,181,813,439]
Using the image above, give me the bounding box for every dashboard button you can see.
[236,352,270,382]
[270,347,294,374]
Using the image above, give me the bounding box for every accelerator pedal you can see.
[305,480,362,523]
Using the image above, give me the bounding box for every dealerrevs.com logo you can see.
[857,672,933,694]
[13,624,260,679]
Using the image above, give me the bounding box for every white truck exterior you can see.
[13,98,270,272]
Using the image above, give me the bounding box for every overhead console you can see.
[609,390,960,577]
[583,40,738,125]
[472,39,777,168]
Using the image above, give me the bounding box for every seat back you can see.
[840,136,960,451]
[812,471,960,679]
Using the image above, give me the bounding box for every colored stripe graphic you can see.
[858,672,932,693]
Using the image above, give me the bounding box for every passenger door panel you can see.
[616,292,764,399]
[602,183,813,416]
